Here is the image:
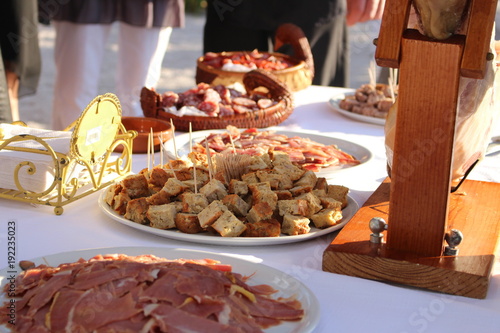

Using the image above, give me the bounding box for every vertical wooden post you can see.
[386,31,464,256]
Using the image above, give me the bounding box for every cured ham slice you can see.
[0,254,304,333]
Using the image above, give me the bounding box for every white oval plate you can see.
[99,190,358,246]
[164,129,373,178]
[0,247,320,333]
[328,91,386,126]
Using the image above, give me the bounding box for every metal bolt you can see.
[486,52,495,61]
[373,38,378,46]
[369,217,387,243]
[444,229,463,256]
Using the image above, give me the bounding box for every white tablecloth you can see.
[1,86,499,332]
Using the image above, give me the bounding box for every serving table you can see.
[1,86,499,332]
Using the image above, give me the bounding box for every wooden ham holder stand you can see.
[323,0,500,298]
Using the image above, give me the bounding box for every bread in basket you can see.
[195,23,314,92]
[140,69,294,132]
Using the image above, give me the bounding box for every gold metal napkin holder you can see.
[0,93,137,215]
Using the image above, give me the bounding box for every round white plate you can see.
[99,190,359,246]
[0,247,320,333]
[164,129,373,178]
[328,91,386,126]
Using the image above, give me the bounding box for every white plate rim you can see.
[98,190,359,246]
[328,91,386,126]
[163,128,374,178]
[0,246,320,333]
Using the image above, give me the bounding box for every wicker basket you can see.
[196,23,314,92]
[141,69,294,132]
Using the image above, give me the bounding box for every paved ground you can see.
[18,11,500,129]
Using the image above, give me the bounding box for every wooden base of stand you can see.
[323,178,500,299]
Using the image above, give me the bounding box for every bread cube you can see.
[314,177,328,191]
[282,214,311,235]
[198,200,227,229]
[277,199,309,217]
[122,174,150,198]
[124,197,149,224]
[162,178,190,196]
[222,194,250,217]
[294,170,318,188]
[319,197,342,210]
[289,185,313,197]
[146,189,171,205]
[271,151,305,181]
[241,171,259,184]
[248,182,278,210]
[274,190,293,200]
[311,208,343,228]
[326,185,349,208]
[256,169,280,189]
[148,167,172,191]
[296,192,322,217]
[147,204,178,229]
[247,155,269,171]
[228,179,248,196]
[243,219,281,237]
[212,210,247,237]
[246,202,274,223]
[181,192,209,214]
[105,183,122,207]
[200,178,228,202]
[112,190,130,215]
[175,213,203,234]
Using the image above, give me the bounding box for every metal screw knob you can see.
[369,217,387,243]
[444,229,463,256]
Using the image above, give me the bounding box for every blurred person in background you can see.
[203,0,385,88]
[39,0,184,130]
[0,0,41,123]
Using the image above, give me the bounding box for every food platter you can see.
[0,247,320,333]
[163,129,373,178]
[328,91,386,126]
[99,191,359,246]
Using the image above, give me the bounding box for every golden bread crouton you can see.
[311,208,343,228]
[282,214,311,235]
[248,182,278,209]
[274,190,293,200]
[146,189,171,205]
[212,210,247,237]
[162,178,190,196]
[113,190,130,215]
[181,192,209,214]
[271,151,305,181]
[242,219,281,237]
[294,170,318,188]
[319,197,342,210]
[147,204,179,229]
[182,179,206,193]
[124,197,149,224]
[166,158,192,170]
[277,199,309,217]
[122,174,150,198]
[314,177,328,191]
[105,183,122,206]
[148,167,172,191]
[175,213,203,234]
[198,200,227,229]
[326,185,349,208]
[222,194,250,217]
[255,169,280,189]
[289,185,313,197]
[200,178,228,202]
[248,155,269,171]
[228,179,248,196]
[246,202,274,223]
[296,192,322,217]
[241,171,259,184]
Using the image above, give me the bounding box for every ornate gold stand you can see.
[0,94,136,215]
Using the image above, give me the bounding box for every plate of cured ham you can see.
[164,127,373,178]
[0,247,320,332]
[328,84,396,126]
